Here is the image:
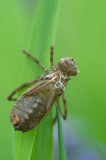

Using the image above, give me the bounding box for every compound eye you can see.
[64,59,67,65]
[70,61,74,66]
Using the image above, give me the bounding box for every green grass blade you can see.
[30,111,53,160]
[14,130,36,160]
[56,104,67,160]
[14,0,60,160]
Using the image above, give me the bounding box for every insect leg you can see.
[50,43,55,69]
[8,77,40,101]
[56,94,67,120]
[23,50,49,72]
[62,92,67,119]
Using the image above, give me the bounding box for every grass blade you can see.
[56,104,67,160]
[14,0,60,160]
[30,111,53,160]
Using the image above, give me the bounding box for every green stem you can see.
[56,104,67,160]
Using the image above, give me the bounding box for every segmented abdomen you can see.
[10,90,50,132]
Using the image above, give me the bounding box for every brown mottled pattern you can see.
[10,83,54,132]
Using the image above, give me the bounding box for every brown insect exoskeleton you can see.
[8,44,80,132]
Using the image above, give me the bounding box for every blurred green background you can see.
[0,0,106,159]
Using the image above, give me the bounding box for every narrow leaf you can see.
[14,0,60,160]
[56,104,67,160]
